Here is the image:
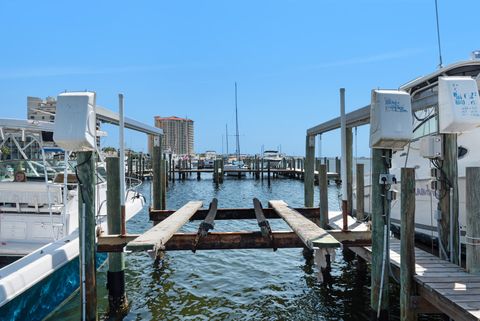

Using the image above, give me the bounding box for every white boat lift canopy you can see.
[307,60,480,136]
[0,109,162,137]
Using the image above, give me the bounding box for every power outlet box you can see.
[379,174,397,185]
[420,135,443,159]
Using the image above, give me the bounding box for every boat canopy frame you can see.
[307,60,480,136]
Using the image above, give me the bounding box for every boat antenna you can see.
[235,82,240,161]
[434,0,443,69]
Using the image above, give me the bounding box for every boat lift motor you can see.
[438,76,480,133]
[369,89,413,150]
[53,92,96,151]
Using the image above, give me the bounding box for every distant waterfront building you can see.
[150,116,194,155]
[27,96,57,122]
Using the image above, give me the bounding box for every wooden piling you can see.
[356,163,364,221]
[466,167,480,274]
[371,148,390,320]
[267,160,271,186]
[127,151,132,177]
[261,158,264,181]
[106,157,128,316]
[439,134,460,265]
[76,151,97,321]
[139,152,144,180]
[152,136,163,211]
[182,160,186,180]
[318,163,328,229]
[214,160,219,184]
[335,156,341,178]
[346,128,353,214]
[304,135,315,207]
[400,168,416,321]
[168,154,172,181]
[161,159,166,210]
[164,157,169,188]
[220,159,224,183]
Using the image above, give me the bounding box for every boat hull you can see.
[0,253,107,321]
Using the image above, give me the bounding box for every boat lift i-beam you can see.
[96,105,162,136]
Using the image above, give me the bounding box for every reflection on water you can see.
[46,175,411,320]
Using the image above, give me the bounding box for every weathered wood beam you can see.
[400,168,416,321]
[77,151,97,321]
[150,207,320,221]
[304,135,315,207]
[126,201,203,252]
[356,163,365,220]
[98,230,370,252]
[371,148,390,319]
[318,164,329,229]
[269,200,340,249]
[466,167,480,274]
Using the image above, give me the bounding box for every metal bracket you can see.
[253,198,277,251]
[192,198,218,253]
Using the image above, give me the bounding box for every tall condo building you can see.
[150,116,194,155]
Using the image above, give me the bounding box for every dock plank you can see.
[126,201,203,252]
[360,242,480,321]
[269,200,340,249]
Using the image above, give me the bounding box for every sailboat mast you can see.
[235,82,240,161]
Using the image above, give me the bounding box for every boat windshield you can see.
[0,159,62,182]
[0,159,106,183]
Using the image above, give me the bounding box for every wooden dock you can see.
[328,210,480,321]
[99,202,370,254]
[166,167,340,184]
[97,199,480,321]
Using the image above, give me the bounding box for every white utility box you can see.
[53,92,96,151]
[438,76,480,133]
[369,89,413,150]
[419,135,443,159]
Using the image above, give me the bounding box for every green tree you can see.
[0,146,10,160]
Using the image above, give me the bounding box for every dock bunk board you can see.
[268,200,340,249]
[126,201,203,252]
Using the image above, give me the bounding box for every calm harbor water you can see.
[46,175,411,321]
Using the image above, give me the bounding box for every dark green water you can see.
[45,175,441,320]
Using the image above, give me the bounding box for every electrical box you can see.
[419,135,443,159]
[438,76,480,133]
[53,92,96,151]
[369,89,413,150]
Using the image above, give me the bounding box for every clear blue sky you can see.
[1,0,479,156]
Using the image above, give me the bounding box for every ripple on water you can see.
[46,177,422,320]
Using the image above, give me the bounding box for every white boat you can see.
[262,150,283,168]
[352,57,480,246]
[0,95,161,320]
[224,160,247,176]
